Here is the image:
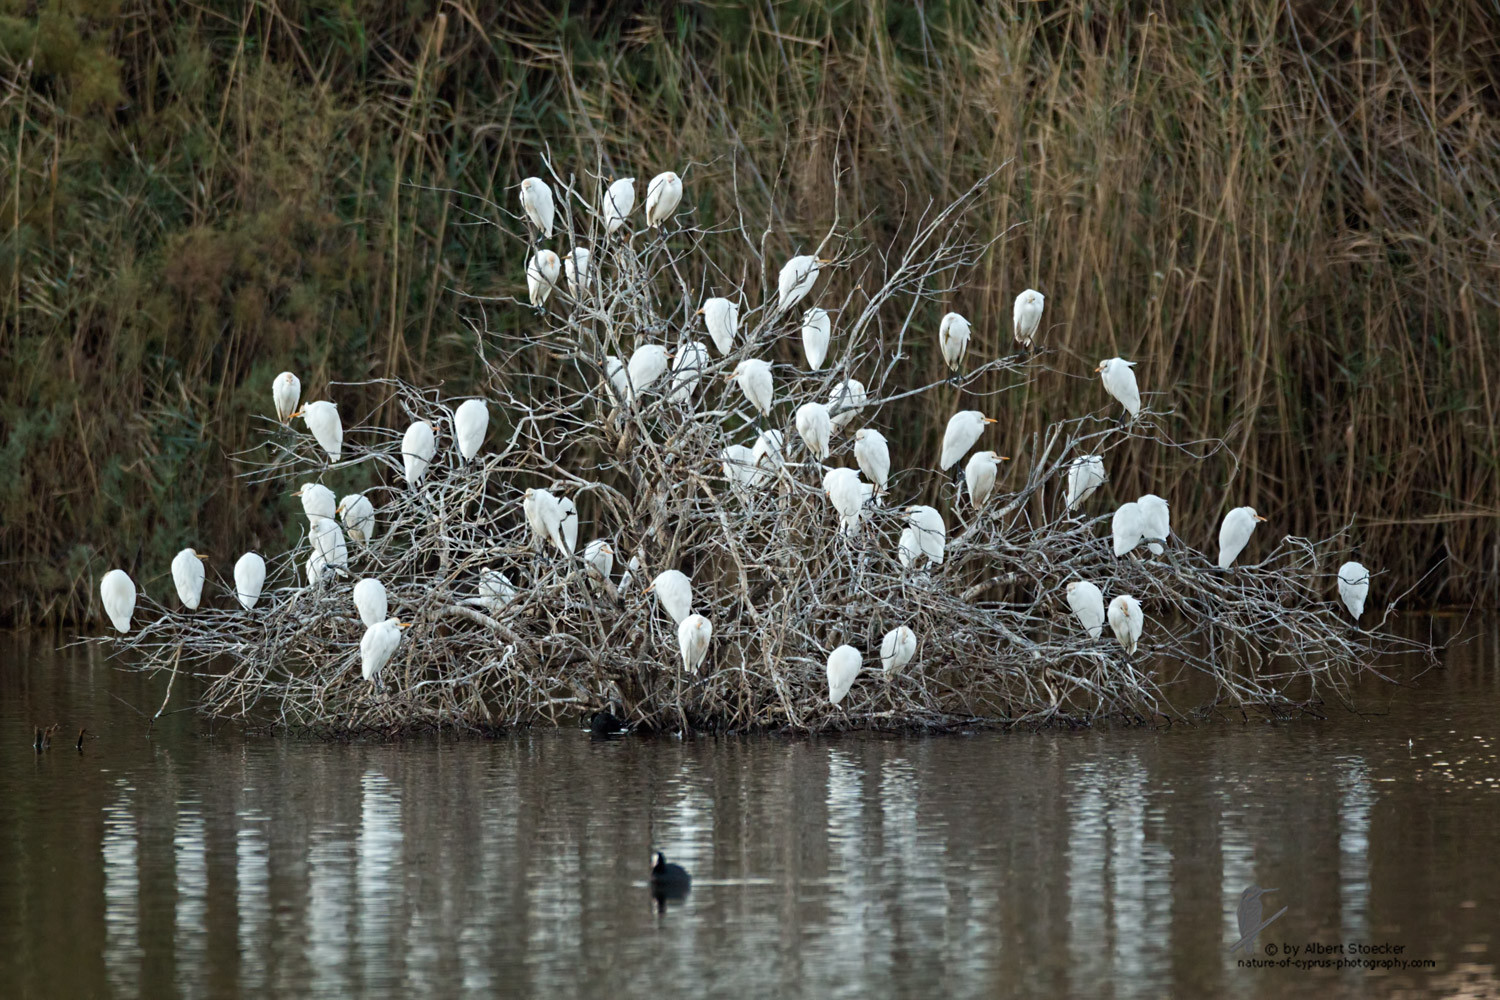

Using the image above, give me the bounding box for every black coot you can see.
[650,851,691,899]
[586,706,626,735]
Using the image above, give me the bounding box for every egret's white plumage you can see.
[402,421,436,486]
[795,402,832,461]
[527,250,561,308]
[1066,581,1106,640]
[802,308,832,370]
[100,569,136,633]
[677,614,712,673]
[564,247,592,297]
[647,570,692,625]
[296,482,337,528]
[1097,358,1141,420]
[557,496,579,558]
[454,399,489,462]
[233,552,266,611]
[905,505,946,565]
[626,344,670,404]
[897,527,920,569]
[306,551,327,587]
[1137,494,1171,556]
[752,429,784,477]
[666,341,709,405]
[478,569,517,612]
[699,297,739,355]
[645,171,682,228]
[827,378,866,434]
[1218,506,1267,569]
[519,176,555,237]
[826,644,861,705]
[853,428,889,500]
[1338,561,1370,621]
[618,553,642,595]
[310,520,348,577]
[1111,502,1146,557]
[1108,595,1144,654]
[777,255,826,312]
[338,493,376,543]
[880,626,917,675]
[297,401,342,462]
[965,451,1007,509]
[603,355,630,407]
[522,488,567,555]
[1065,455,1107,511]
[583,539,614,584]
[822,467,867,535]
[273,371,301,423]
[360,617,408,684]
[353,577,388,628]
[171,548,208,610]
[940,410,997,471]
[729,359,774,416]
[1012,289,1044,349]
[939,312,971,372]
[721,444,759,499]
[602,177,636,236]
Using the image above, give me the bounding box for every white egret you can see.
[645,171,682,228]
[1012,289,1044,349]
[306,551,327,587]
[602,177,636,236]
[233,552,266,611]
[618,553,642,594]
[273,371,301,423]
[454,399,489,462]
[721,444,758,499]
[603,355,630,406]
[802,308,831,370]
[1108,595,1144,654]
[666,341,709,405]
[646,569,692,624]
[822,467,867,535]
[880,626,917,675]
[626,344,670,404]
[401,421,436,487]
[360,617,409,684]
[1111,502,1146,557]
[310,520,348,577]
[1065,455,1107,511]
[853,428,889,500]
[295,483,337,529]
[1066,581,1106,640]
[527,250,561,308]
[1338,561,1370,621]
[677,613,712,673]
[1096,358,1141,420]
[100,569,136,633]
[557,496,579,558]
[752,429,784,477]
[338,493,376,543]
[897,527,919,569]
[728,359,774,417]
[564,247,592,297]
[519,176,555,237]
[171,548,208,610]
[826,644,861,705]
[522,488,567,555]
[698,297,739,355]
[294,401,342,462]
[478,569,517,612]
[583,539,614,584]
[965,451,1008,509]
[939,410,997,471]
[1138,494,1171,555]
[939,312,971,374]
[905,505,946,565]
[828,378,866,434]
[353,577,387,628]
[795,402,832,461]
[777,255,829,312]
[1218,507,1267,569]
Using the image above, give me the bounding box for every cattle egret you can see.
[557,496,579,558]
[905,505,946,565]
[796,402,833,461]
[940,410,997,471]
[752,429,785,477]
[295,401,343,462]
[519,176,555,237]
[353,577,387,628]
[100,569,136,633]
[310,520,348,578]
[602,177,636,235]
[677,613,712,672]
[233,553,266,611]
[1218,506,1267,569]
[454,399,489,461]
[666,341,709,405]
[777,255,828,312]
[171,548,209,610]
[1066,581,1106,640]
[802,308,832,370]
[583,539,614,583]
[1338,562,1370,621]
[479,569,517,612]
[728,359,774,416]
[828,378,866,433]
[939,312,971,374]
[897,527,919,568]
[296,482,337,527]
[823,467,867,535]
[1097,358,1141,420]
[338,493,376,543]
[1013,289,1044,349]
[527,250,561,308]
[626,344,670,404]
[603,355,630,406]
[880,626,917,674]
[306,551,327,587]
[826,645,861,705]
[1112,502,1146,557]
[965,451,1008,509]
[522,488,567,555]
[618,554,642,594]
[360,617,409,683]
[699,297,739,355]
[722,444,758,499]
[646,570,692,624]
[564,247,592,297]
[273,371,301,423]
[645,171,682,228]
[853,428,890,500]
[1065,455,1107,511]
[402,421,436,486]
[1138,494,1171,555]
[1108,595,1144,654]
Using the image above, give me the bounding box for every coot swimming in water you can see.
[586,705,627,735]
[650,851,691,899]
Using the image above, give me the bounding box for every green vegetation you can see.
[3,0,1497,624]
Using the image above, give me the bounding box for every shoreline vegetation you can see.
[5,1,1498,630]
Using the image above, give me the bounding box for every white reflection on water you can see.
[173,807,208,1000]
[357,770,404,987]
[822,749,873,997]
[1338,759,1373,948]
[1066,762,1109,985]
[236,808,270,995]
[102,782,140,999]
[306,823,354,996]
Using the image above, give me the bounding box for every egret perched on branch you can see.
[454,399,489,462]
[306,551,328,587]
[519,176,555,238]
[905,505,946,565]
[233,553,266,611]
[795,402,832,461]
[880,626,917,675]
[100,569,136,633]
[897,527,919,569]
[353,577,387,628]
[618,553,642,594]
[626,344,670,404]
[603,355,630,407]
[965,451,1008,509]
[1013,289,1044,350]
[1066,581,1106,640]
[678,614,712,672]
[667,341,709,405]
[777,255,828,313]
[1096,358,1141,421]
[853,428,889,500]
[1111,502,1146,557]
[645,171,682,228]
[583,539,614,584]
[273,371,301,423]
[828,378,866,434]
[557,496,579,558]
[939,312,970,376]
[1338,561,1370,621]
[822,467,867,535]
[827,645,861,705]
[728,359,774,417]
[564,247,592,298]
[478,570,517,612]
[802,308,831,370]
[295,482,337,528]
[1218,507,1267,569]
[527,250,561,309]
[752,429,784,477]
[339,493,375,543]
[1065,455,1107,511]
[1108,595,1144,654]
[721,444,758,500]
[939,410,997,471]
[171,548,208,610]
[646,570,692,624]
[1137,494,1171,555]
[294,401,342,462]
[602,177,636,236]
[310,520,348,578]
[698,297,739,355]
[522,488,567,555]
[360,617,409,684]
[402,421,436,486]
